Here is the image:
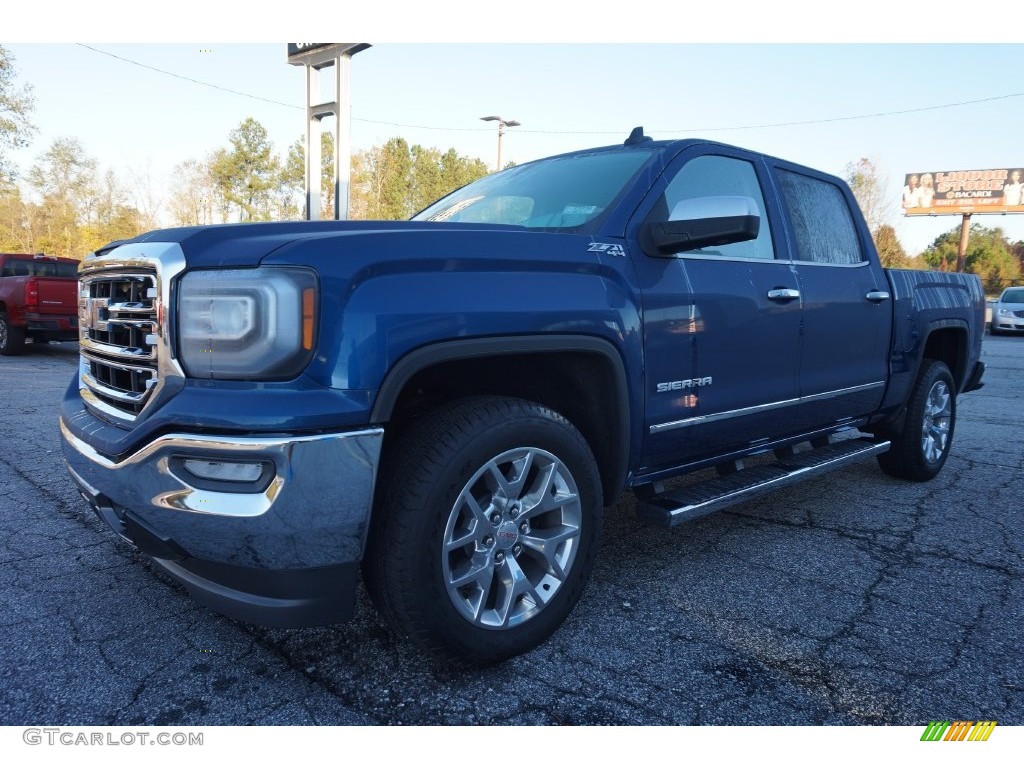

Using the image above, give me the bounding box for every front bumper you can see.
[61,418,383,627]
[992,317,1024,332]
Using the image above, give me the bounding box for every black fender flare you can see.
[370,334,632,500]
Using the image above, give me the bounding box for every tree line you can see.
[0,115,490,259]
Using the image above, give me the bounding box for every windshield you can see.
[413,149,654,230]
[1001,288,1024,303]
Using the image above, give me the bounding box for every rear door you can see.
[770,164,893,431]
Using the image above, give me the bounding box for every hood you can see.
[106,220,530,269]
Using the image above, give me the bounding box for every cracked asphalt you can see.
[1,338,1021,726]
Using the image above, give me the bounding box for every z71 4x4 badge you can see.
[587,242,626,258]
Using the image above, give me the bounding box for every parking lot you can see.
[1,337,1021,726]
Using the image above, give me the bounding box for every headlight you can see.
[998,308,1011,316]
[178,267,317,379]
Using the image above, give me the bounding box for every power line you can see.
[75,44,1024,136]
[75,44,302,110]
[74,44,494,132]
[668,91,1024,133]
[355,117,487,132]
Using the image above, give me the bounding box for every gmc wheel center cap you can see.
[495,520,519,550]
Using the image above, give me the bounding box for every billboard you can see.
[902,168,1024,215]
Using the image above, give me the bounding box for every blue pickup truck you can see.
[61,130,985,663]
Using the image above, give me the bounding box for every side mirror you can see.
[648,195,760,254]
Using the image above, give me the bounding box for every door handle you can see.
[865,290,891,302]
[767,288,801,301]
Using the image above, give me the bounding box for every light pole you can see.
[480,115,520,172]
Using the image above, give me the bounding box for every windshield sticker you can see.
[563,205,599,215]
[426,196,485,222]
[587,242,626,258]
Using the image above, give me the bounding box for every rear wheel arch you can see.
[920,323,968,391]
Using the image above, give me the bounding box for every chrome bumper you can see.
[60,419,383,571]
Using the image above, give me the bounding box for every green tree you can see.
[410,145,444,213]
[80,169,146,250]
[27,137,97,257]
[439,147,488,193]
[873,224,910,268]
[168,158,216,226]
[283,132,335,218]
[922,224,1021,294]
[1010,240,1024,275]
[378,138,413,219]
[0,186,31,251]
[0,46,35,185]
[353,139,489,220]
[844,157,892,237]
[209,117,279,221]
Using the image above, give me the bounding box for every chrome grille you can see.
[1014,310,1024,319]
[79,271,159,419]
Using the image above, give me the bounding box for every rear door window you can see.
[777,170,865,265]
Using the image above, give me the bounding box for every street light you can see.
[480,115,520,172]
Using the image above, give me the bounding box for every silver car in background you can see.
[991,286,1024,334]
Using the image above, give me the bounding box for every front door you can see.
[630,150,803,473]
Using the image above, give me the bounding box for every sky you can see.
[4,5,1024,255]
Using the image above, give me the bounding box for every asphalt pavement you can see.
[1,337,1021,726]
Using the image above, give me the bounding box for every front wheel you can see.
[877,359,956,482]
[363,397,603,665]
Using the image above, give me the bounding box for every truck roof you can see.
[0,252,80,264]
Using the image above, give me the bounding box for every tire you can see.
[877,359,956,482]
[363,396,603,665]
[0,313,26,356]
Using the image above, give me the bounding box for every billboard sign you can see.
[902,168,1024,215]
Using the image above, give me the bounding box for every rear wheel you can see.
[0,313,26,356]
[363,397,602,665]
[877,359,955,481]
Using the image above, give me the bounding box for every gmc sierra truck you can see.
[0,252,79,355]
[60,130,985,663]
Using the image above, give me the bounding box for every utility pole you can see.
[480,115,520,172]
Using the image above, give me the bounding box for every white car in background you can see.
[990,286,1024,334]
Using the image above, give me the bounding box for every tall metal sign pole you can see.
[957,213,971,273]
[287,44,370,220]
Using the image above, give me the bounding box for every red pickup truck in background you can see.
[0,253,79,355]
